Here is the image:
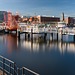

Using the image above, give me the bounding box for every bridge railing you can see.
[0,55,39,75]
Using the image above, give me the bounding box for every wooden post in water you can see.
[57,33,58,41]
[3,29,5,33]
[44,33,47,40]
[61,30,63,40]
[74,35,75,42]
[28,33,30,39]
[51,33,53,41]
[57,29,58,41]
[25,33,26,40]
[17,29,20,39]
[31,29,33,40]
[17,29,18,37]
[18,31,20,39]
[3,57,5,75]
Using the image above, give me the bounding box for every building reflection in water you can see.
[0,34,75,55]
[0,34,17,56]
[18,34,75,54]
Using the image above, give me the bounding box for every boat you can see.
[57,21,66,28]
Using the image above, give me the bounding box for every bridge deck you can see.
[0,70,7,75]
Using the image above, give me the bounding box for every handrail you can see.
[23,67,39,75]
[0,55,14,63]
[0,55,39,75]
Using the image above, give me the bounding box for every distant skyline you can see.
[0,0,75,17]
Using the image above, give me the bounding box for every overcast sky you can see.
[0,0,75,17]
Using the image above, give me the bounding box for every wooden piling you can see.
[17,31,20,39]
[44,33,47,40]
[57,33,58,41]
[31,29,33,40]
[74,35,75,42]
[28,33,30,39]
[57,29,58,41]
[25,33,26,40]
[51,33,53,41]
[61,30,63,40]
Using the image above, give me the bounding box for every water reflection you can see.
[16,34,75,54]
[0,34,75,55]
[0,34,75,75]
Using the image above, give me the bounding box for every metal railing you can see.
[0,55,39,75]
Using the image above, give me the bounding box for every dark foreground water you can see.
[0,33,75,75]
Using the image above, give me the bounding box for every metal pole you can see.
[9,63,11,75]
[22,67,24,75]
[3,57,5,75]
[13,63,15,75]
[17,68,20,75]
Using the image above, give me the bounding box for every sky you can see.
[0,0,75,17]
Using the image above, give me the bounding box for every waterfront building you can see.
[65,17,75,26]
[0,11,7,23]
[37,15,60,24]
[23,15,60,25]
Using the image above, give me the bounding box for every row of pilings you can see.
[17,29,75,42]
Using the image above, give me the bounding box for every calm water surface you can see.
[0,33,75,75]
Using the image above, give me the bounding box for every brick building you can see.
[65,17,75,26]
[37,15,60,24]
[22,15,60,25]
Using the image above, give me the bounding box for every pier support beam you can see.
[44,33,47,40]
[17,31,20,39]
[27,33,30,41]
[3,29,5,33]
[57,33,58,41]
[31,29,33,41]
[74,35,75,42]
[25,33,26,40]
[61,30,63,40]
[51,33,53,41]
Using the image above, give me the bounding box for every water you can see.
[0,33,75,75]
